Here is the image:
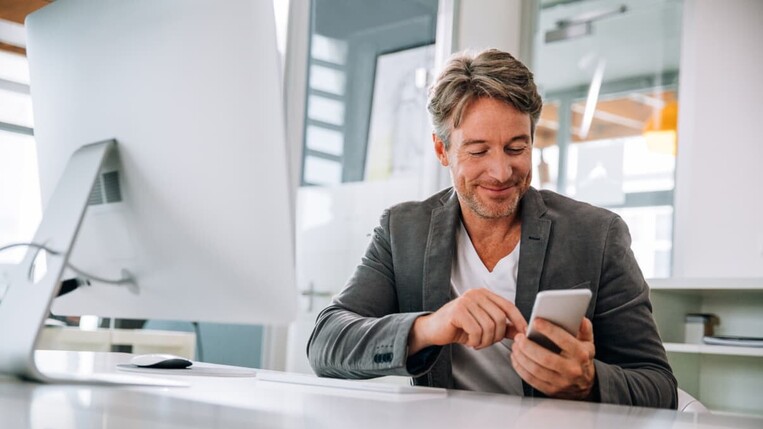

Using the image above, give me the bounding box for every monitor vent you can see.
[87,170,123,206]
[102,171,122,203]
[88,177,104,206]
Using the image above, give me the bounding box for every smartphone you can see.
[526,289,592,353]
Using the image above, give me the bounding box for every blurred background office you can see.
[0,0,760,416]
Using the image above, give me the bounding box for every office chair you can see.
[677,388,708,413]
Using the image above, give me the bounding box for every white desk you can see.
[0,351,760,429]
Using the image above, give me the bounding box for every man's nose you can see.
[486,153,512,182]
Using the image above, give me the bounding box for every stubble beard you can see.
[459,181,529,220]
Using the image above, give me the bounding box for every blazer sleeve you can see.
[306,209,437,379]
[591,215,678,409]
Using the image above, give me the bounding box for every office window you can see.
[534,0,682,278]
[302,34,348,186]
[303,155,343,185]
[299,0,438,185]
[0,50,41,264]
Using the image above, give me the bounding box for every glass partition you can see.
[300,0,439,185]
[533,0,683,277]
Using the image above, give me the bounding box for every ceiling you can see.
[0,0,50,23]
[534,0,683,93]
[535,89,678,148]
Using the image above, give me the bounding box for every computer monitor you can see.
[0,0,297,382]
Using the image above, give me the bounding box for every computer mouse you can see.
[130,354,193,369]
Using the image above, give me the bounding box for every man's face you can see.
[434,97,533,220]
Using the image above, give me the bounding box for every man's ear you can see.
[433,133,449,167]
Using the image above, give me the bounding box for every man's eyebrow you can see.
[461,135,531,145]
[461,138,487,146]
[509,134,532,144]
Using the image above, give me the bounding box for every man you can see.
[307,49,677,409]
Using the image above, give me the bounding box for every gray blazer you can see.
[307,187,677,409]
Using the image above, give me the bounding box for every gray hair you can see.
[427,49,543,148]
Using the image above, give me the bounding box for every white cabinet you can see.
[37,327,196,359]
[649,278,763,416]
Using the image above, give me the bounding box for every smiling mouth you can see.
[476,186,517,201]
[479,184,514,193]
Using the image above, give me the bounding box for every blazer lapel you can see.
[515,188,551,321]
[422,189,460,388]
[422,190,460,313]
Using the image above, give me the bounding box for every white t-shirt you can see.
[450,221,524,395]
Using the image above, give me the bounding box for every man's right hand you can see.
[407,288,527,355]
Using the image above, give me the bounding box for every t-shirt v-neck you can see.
[450,220,524,396]
[451,220,520,302]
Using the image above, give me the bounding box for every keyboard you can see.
[255,372,446,395]
[43,371,189,387]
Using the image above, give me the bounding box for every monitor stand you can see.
[0,140,185,387]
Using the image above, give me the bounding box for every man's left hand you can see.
[510,317,596,400]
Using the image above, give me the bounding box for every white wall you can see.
[672,0,763,277]
[454,0,524,58]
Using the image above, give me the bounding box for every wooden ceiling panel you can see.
[0,0,51,55]
[0,40,23,55]
[535,90,679,146]
[0,0,51,24]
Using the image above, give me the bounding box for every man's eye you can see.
[506,146,525,154]
[469,150,487,156]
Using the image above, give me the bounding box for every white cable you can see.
[0,242,62,255]
[0,242,134,285]
[65,264,134,286]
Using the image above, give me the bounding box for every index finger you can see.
[485,293,527,336]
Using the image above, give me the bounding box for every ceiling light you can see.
[545,5,628,43]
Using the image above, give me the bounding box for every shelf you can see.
[664,342,763,357]
[649,278,763,415]
[647,277,763,291]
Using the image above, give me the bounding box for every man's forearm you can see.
[593,360,677,409]
[308,306,430,379]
